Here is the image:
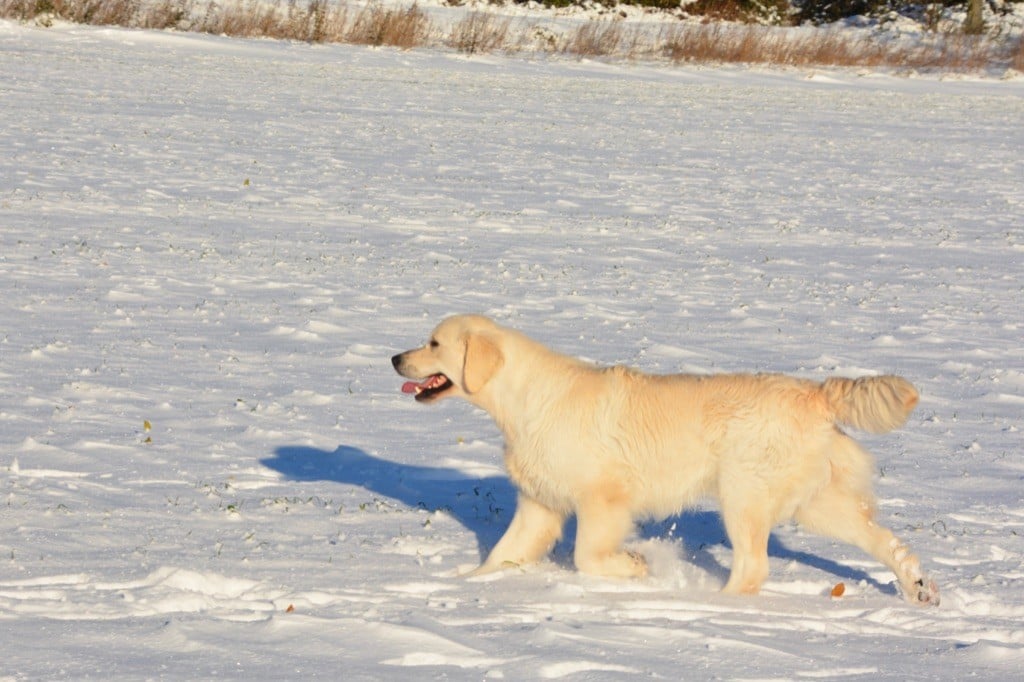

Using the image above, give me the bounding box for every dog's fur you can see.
[392,314,939,605]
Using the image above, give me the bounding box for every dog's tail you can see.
[821,376,919,433]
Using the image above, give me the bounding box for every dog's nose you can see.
[391,354,403,370]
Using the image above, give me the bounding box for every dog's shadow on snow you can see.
[262,445,892,595]
[262,444,514,555]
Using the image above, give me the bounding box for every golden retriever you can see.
[392,314,939,606]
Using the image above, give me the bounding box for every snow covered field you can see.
[2,19,1023,679]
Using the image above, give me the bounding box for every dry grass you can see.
[136,0,190,29]
[662,24,891,68]
[193,1,426,46]
[3,0,144,26]
[1012,36,1024,73]
[0,0,428,47]
[1,0,1019,72]
[565,20,627,58]
[912,33,993,71]
[194,0,344,41]
[449,11,511,55]
[658,22,1018,72]
[346,3,429,49]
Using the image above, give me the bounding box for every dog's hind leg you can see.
[794,437,939,606]
[467,494,564,576]
[795,487,939,605]
[720,491,772,595]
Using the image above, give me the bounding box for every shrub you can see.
[685,0,791,24]
[794,0,886,24]
[565,20,626,57]
[790,0,964,25]
[347,2,430,49]
[1012,35,1024,72]
[138,0,191,29]
[449,11,512,54]
[32,0,142,25]
[662,23,894,66]
[0,0,1014,71]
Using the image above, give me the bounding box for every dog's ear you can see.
[463,334,503,395]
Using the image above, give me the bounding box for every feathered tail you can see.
[821,376,919,433]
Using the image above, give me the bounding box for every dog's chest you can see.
[503,444,577,513]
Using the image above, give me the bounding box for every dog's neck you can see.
[473,336,597,447]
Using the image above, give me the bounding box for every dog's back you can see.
[599,371,918,519]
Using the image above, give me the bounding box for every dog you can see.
[392,314,939,606]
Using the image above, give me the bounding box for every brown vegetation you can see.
[346,3,428,49]
[448,11,511,54]
[1013,35,1024,72]
[0,0,1020,73]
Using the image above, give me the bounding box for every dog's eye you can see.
[429,339,439,349]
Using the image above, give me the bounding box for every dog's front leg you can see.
[465,494,564,576]
[574,490,648,579]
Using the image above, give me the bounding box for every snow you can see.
[2,17,1023,680]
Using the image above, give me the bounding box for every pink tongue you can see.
[401,381,423,394]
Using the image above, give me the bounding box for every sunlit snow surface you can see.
[2,19,1023,680]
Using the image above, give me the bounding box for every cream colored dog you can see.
[392,314,939,606]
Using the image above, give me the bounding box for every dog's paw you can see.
[463,560,522,579]
[576,550,647,579]
[627,550,649,578]
[904,577,940,607]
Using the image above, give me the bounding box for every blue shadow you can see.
[263,444,892,594]
[262,445,515,555]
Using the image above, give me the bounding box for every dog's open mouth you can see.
[401,374,453,401]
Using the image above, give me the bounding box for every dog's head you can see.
[391,315,505,404]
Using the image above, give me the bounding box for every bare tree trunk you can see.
[964,0,985,35]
